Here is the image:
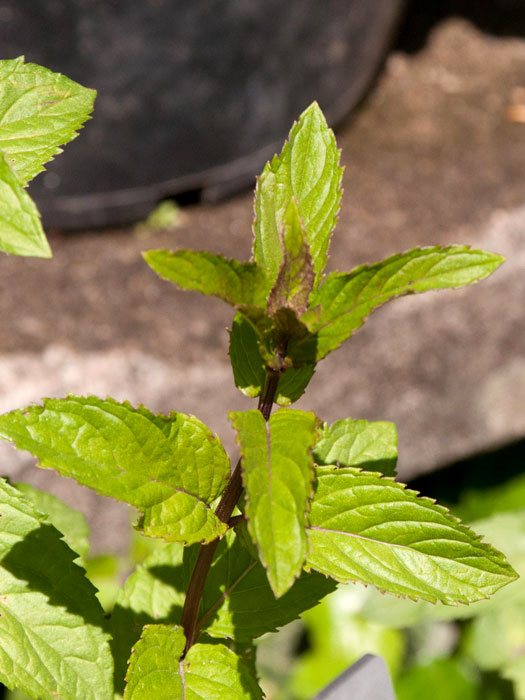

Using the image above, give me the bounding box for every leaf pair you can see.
[124,624,262,700]
[144,102,504,404]
[111,531,335,694]
[0,57,96,257]
[231,407,517,604]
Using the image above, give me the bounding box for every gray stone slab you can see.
[315,655,396,700]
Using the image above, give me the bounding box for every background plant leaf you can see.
[313,418,398,476]
[0,396,230,545]
[123,624,263,700]
[294,245,505,362]
[0,478,113,700]
[0,152,50,258]
[0,56,96,184]
[231,409,319,597]
[143,250,267,308]
[306,466,517,604]
[253,101,343,289]
[288,586,404,700]
[13,481,90,559]
[395,658,478,700]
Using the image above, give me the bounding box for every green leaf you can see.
[198,530,336,641]
[228,312,314,404]
[295,246,505,362]
[0,478,113,700]
[395,658,478,700]
[111,531,335,691]
[0,56,96,184]
[111,543,189,696]
[0,396,230,545]
[143,249,267,308]
[267,200,315,316]
[455,472,525,523]
[84,554,122,613]
[313,418,398,476]
[356,510,525,628]
[502,656,525,700]
[305,466,517,604]
[463,605,525,672]
[253,102,343,289]
[0,152,50,257]
[123,624,263,700]
[275,364,315,406]
[231,409,319,597]
[229,312,266,399]
[14,481,90,559]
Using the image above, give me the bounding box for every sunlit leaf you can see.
[0,396,230,545]
[253,102,343,289]
[294,246,504,362]
[0,56,95,183]
[306,466,517,603]
[231,409,319,596]
[144,250,267,308]
[313,418,397,476]
[123,624,262,700]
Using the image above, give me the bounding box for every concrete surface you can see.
[0,15,524,553]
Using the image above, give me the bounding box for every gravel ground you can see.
[1,12,524,553]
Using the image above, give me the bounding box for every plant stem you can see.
[180,367,281,654]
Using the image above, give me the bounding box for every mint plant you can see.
[0,71,518,700]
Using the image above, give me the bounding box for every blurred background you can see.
[0,1,525,697]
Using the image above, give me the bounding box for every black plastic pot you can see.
[1,0,405,228]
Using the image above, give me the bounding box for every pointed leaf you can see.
[253,102,343,288]
[14,481,90,559]
[275,364,315,406]
[228,312,315,404]
[268,200,315,316]
[0,478,113,700]
[143,249,267,308]
[296,246,505,362]
[198,530,337,641]
[0,396,230,544]
[231,409,319,597]
[123,624,263,700]
[0,57,96,184]
[306,466,517,604]
[0,152,50,257]
[313,418,397,476]
[229,312,266,399]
